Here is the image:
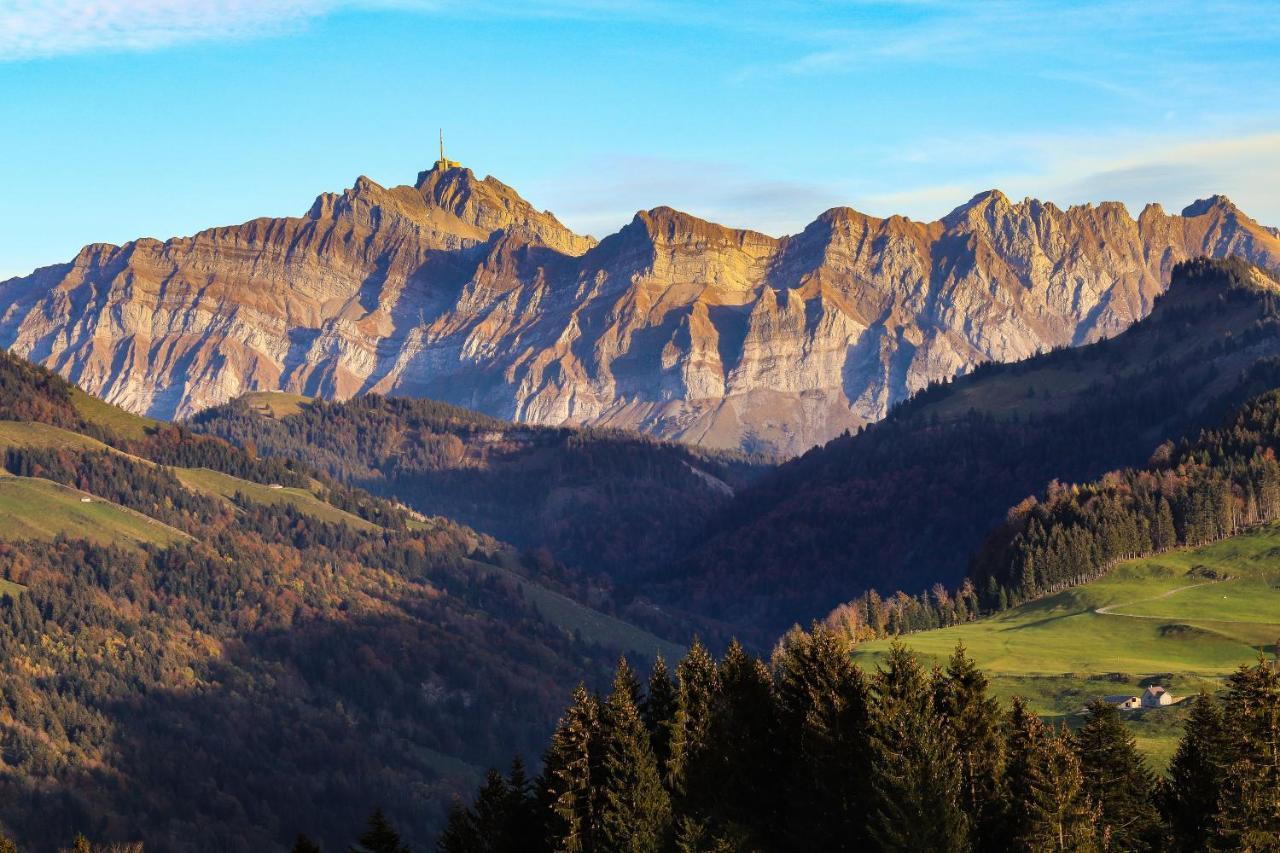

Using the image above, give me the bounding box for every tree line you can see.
[973,387,1280,605]
[821,371,1280,643]
[427,627,1279,852]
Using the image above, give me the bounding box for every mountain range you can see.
[4,162,1279,455]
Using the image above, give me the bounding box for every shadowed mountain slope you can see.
[666,258,1280,638]
[190,393,771,597]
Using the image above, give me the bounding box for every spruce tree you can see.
[1216,657,1280,850]
[442,765,539,853]
[1074,700,1161,851]
[598,659,672,852]
[935,642,1005,850]
[772,624,873,850]
[438,802,482,853]
[350,809,410,853]
[472,769,514,845]
[502,757,540,850]
[1002,698,1050,847]
[1019,728,1099,852]
[868,644,970,851]
[1161,691,1231,852]
[540,685,602,853]
[706,640,780,844]
[668,639,721,812]
[641,655,678,776]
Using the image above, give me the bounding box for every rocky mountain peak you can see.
[412,165,594,255]
[1181,194,1241,218]
[3,174,1278,456]
[629,206,769,247]
[941,189,1014,229]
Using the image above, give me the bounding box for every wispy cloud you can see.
[527,154,848,239]
[0,1,333,60]
[855,129,1280,227]
[536,128,1280,239]
[734,0,1280,93]
[0,0,672,60]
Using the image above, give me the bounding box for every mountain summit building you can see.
[436,130,459,170]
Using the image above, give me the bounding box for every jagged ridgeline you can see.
[0,351,683,850]
[3,160,1279,457]
[670,258,1280,638]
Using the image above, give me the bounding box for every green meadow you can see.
[70,386,159,440]
[240,390,312,419]
[173,467,378,531]
[853,524,1280,767]
[0,477,189,548]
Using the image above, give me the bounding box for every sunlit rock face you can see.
[3,165,1278,456]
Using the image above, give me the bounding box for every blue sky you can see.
[2,0,1278,280]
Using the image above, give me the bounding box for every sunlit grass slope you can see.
[173,467,377,531]
[0,477,189,547]
[69,386,158,440]
[853,524,1280,767]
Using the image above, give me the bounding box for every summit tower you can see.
[435,129,460,170]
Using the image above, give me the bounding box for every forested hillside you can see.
[190,394,770,593]
[670,258,1280,639]
[430,629,1280,852]
[972,384,1280,602]
[0,351,679,850]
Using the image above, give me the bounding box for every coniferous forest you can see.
[426,631,1280,853]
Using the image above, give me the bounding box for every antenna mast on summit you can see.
[439,129,444,164]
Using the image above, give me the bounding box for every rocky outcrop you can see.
[3,165,1279,455]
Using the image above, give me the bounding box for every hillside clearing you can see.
[173,467,377,531]
[240,391,312,419]
[469,557,685,662]
[70,387,158,440]
[853,523,1280,767]
[0,477,189,548]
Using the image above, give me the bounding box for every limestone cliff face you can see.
[3,166,1279,455]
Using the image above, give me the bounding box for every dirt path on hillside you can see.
[1093,579,1231,619]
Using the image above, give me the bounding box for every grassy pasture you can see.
[173,467,377,531]
[853,524,1280,767]
[468,556,686,663]
[0,420,114,452]
[240,391,312,419]
[0,477,189,548]
[70,387,158,440]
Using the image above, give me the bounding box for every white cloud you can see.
[0,1,334,60]
[0,0,673,60]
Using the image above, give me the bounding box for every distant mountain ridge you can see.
[3,163,1279,454]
